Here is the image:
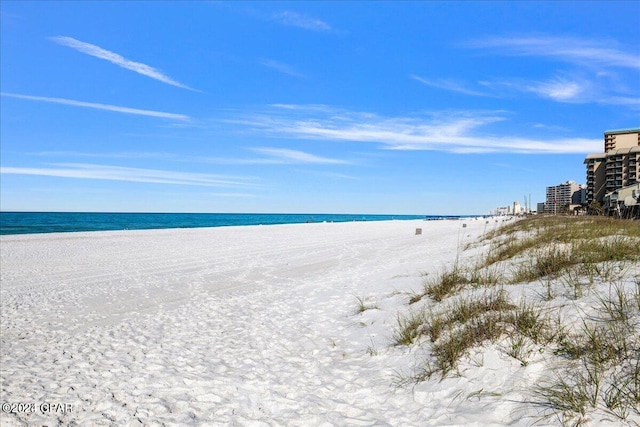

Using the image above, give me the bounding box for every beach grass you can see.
[395,215,640,425]
[354,294,379,314]
[404,292,559,379]
[536,283,640,425]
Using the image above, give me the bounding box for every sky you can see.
[1,1,639,215]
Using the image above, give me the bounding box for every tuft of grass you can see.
[426,290,515,342]
[366,336,379,356]
[483,235,539,266]
[424,264,470,302]
[510,301,561,344]
[467,265,504,288]
[354,295,379,314]
[396,290,558,379]
[595,283,636,324]
[539,280,640,425]
[560,266,590,300]
[408,289,426,305]
[415,263,506,305]
[430,302,560,378]
[431,311,507,377]
[393,310,427,347]
[534,363,599,427]
[511,245,575,284]
[603,358,640,422]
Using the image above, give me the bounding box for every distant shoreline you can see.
[0,211,483,236]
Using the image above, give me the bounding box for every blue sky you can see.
[1,1,639,215]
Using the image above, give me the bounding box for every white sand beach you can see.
[1,219,638,426]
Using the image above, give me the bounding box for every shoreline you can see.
[0,212,474,237]
[0,217,437,240]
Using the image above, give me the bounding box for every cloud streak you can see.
[481,76,589,102]
[250,147,350,164]
[25,148,350,166]
[468,35,640,70]
[525,78,586,101]
[464,35,639,107]
[26,151,178,160]
[50,36,195,90]
[481,75,639,106]
[201,148,350,165]
[1,92,190,121]
[411,75,489,97]
[0,164,259,188]
[272,11,332,32]
[231,105,601,154]
[259,59,306,79]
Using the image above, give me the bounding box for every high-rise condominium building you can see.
[584,128,640,206]
[545,181,585,214]
[604,128,640,152]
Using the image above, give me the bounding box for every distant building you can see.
[585,153,607,205]
[585,128,640,207]
[537,202,545,214]
[512,201,521,215]
[492,201,527,216]
[545,181,585,214]
[573,187,587,205]
[493,206,509,216]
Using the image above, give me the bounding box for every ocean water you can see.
[0,212,464,235]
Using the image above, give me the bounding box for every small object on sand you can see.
[415,228,422,235]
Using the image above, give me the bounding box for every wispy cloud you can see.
[483,76,588,102]
[230,105,601,154]
[602,96,640,106]
[468,36,640,70]
[201,147,351,165]
[250,147,349,164]
[525,78,586,101]
[466,35,639,107]
[259,59,306,79]
[1,92,190,121]
[0,163,258,188]
[482,75,639,106]
[410,75,489,97]
[50,36,196,90]
[26,147,350,167]
[272,11,332,32]
[531,123,570,132]
[26,151,178,160]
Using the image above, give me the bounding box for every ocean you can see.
[0,212,466,235]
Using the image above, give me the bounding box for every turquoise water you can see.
[0,212,466,235]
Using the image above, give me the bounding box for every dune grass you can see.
[354,294,379,314]
[394,215,640,425]
[536,283,640,425]
[409,216,639,305]
[398,290,559,379]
